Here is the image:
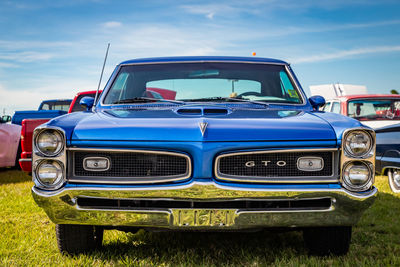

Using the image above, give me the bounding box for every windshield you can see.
[103,62,303,105]
[348,98,400,120]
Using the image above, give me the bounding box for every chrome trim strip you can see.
[215,148,338,183]
[19,158,32,162]
[69,148,192,184]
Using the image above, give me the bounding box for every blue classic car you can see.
[375,123,400,193]
[31,56,377,255]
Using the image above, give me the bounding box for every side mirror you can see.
[1,115,11,123]
[309,95,326,111]
[80,97,95,111]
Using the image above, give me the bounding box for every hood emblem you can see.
[199,122,208,136]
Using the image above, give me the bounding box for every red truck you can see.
[19,90,100,172]
[19,88,176,172]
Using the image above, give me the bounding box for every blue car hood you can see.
[71,108,336,142]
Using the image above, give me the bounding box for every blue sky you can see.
[1,0,400,114]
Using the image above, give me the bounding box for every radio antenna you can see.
[93,43,110,111]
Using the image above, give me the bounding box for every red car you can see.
[322,94,400,129]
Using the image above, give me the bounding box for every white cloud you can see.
[0,40,74,50]
[290,45,400,63]
[0,78,95,115]
[0,51,54,62]
[102,21,122,29]
[180,4,243,19]
[0,61,19,68]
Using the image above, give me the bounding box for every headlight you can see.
[35,160,64,189]
[342,161,372,191]
[35,129,64,156]
[344,130,373,158]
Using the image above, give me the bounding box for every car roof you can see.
[119,56,288,66]
[42,99,72,103]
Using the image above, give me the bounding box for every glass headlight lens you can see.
[344,130,372,157]
[343,161,372,191]
[36,130,64,156]
[36,160,64,188]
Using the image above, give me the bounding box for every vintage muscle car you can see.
[375,123,400,193]
[322,94,400,129]
[31,56,377,255]
[0,115,21,168]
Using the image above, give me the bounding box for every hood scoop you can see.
[176,106,230,116]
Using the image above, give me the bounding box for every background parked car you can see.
[0,115,21,168]
[322,94,400,129]
[12,99,72,125]
[20,92,97,172]
[375,123,400,193]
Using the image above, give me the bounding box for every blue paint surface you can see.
[42,57,366,190]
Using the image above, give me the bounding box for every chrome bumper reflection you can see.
[32,182,377,229]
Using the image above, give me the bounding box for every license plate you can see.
[171,209,237,227]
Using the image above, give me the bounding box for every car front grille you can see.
[77,197,332,211]
[70,149,191,184]
[216,149,337,183]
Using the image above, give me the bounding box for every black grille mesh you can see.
[218,151,333,178]
[74,151,188,178]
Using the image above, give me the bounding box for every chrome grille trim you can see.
[215,148,338,183]
[68,148,192,184]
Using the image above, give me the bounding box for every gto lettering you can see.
[277,160,287,167]
[245,160,287,167]
[245,161,255,167]
[262,160,271,166]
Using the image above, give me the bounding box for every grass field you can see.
[0,169,399,266]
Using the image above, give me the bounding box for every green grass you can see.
[0,169,399,266]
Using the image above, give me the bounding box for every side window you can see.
[41,104,50,110]
[322,102,332,112]
[331,102,341,114]
[279,71,301,102]
[104,72,129,104]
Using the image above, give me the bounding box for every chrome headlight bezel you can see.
[34,160,65,189]
[340,127,376,192]
[342,161,374,192]
[34,128,65,157]
[343,129,374,158]
[33,126,67,190]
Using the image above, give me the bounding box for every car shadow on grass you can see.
[0,169,31,185]
[94,230,306,265]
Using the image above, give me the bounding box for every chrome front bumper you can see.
[32,182,377,230]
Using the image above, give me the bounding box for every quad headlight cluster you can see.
[341,128,375,192]
[33,127,66,190]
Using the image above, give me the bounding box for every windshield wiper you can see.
[112,97,185,105]
[183,97,269,107]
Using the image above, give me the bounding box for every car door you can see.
[0,123,21,167]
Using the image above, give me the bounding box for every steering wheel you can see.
[237,91,263,98]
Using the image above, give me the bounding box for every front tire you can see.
[388,168,400,193]
[56,224,103,255]
[303,226,352,256]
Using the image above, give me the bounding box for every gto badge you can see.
[245,160,287,167]
[199,122,208,136]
